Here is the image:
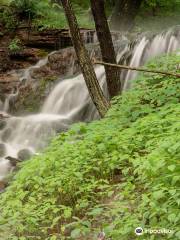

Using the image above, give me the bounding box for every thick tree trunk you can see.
[59,0,110,117]
[90,0,121,98]
[110,0,143,31]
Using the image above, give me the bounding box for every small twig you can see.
[93,59,180,78]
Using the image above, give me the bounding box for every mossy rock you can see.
[17,149,33,161]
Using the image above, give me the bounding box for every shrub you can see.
[8,37,22,53]
[10,0,38,20]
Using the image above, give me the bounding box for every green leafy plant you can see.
[8,37,22,53]
[0,7,17,29]
[10,0,39,20]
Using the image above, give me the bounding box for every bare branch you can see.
[93,60,180,78]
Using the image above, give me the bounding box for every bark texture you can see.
[90,0,121,98]
[110,0,143,31]
[59,0,110,117]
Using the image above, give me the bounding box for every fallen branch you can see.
[93,60,180,78]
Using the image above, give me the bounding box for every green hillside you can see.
[0,53,179,239]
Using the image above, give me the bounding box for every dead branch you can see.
[93,60,180,78]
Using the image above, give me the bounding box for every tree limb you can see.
[93,60,180,78]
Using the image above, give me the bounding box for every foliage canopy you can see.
[0,0,180,30]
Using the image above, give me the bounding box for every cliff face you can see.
[0,27,96,73]
[0,47,78,113]
[0,27,96,108]
[0,26,122,114]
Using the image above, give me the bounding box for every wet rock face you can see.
[0,27,97,75]
[0,72,20,97]
[17,28,96,49]
[8,48,79,114]
[53,122,69,133]
[17,149,33,161]
[47,49,78,74]
[30,48,79,80]
[9,48,41,64]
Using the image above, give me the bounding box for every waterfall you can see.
[42,66,106,118]
[123,37,149,89]
[122,30,180,89]
[0,28,179,180]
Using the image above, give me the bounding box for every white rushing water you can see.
[0,28,180,180]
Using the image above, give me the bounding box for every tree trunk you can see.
[59,0,110,117]
[110,0,143,31]
[90,0,121,98]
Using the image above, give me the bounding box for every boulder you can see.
[6,156,21,167]
[17,148,33,161]
[53,122,69,133]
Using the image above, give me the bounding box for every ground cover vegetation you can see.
[0,53,179,239]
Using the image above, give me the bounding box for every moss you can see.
[36,49,49,58]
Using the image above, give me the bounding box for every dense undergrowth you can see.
[0,0,94,29]
[0,0,180,31]
[0,53,180,240]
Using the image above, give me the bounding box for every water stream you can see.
[0,28,179,180]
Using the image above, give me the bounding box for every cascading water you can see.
[123,37,149,89]
[0,28,179,181]
[122,29,180,89]
[0,66,107,181]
